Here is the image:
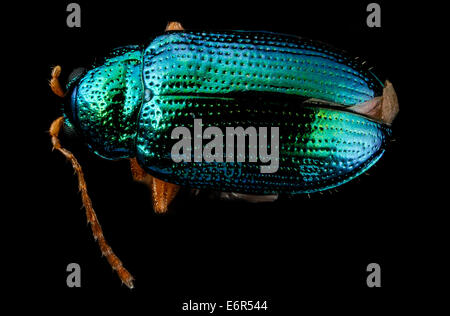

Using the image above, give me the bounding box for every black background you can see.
[8,0,440,312]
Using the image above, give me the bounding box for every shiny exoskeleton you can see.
[64,30,392,195]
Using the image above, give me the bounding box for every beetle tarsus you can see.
[49,116,134,288]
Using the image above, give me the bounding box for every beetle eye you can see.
[66,67,86,92]
[68,67,86,82]
[62,117,78,138]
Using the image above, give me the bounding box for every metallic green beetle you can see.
[60,29,397,195]
[50,23,398,288]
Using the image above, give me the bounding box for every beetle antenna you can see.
[49,65,67,97]
[49,116,135,288]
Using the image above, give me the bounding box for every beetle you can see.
[49,22,398,288]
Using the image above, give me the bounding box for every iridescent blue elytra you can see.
[64,30,391,194]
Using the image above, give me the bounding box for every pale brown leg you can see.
[49,65,66,98]
[129,158,180,213]
[165,21,185,31]
[50,117,134,288]
[130,157,148,181]
[150,176,181,213]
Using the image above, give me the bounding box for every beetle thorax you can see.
[70,47,144,159]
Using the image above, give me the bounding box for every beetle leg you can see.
[50,117,134,288]
[129,158,180,213]
[130,157,148,181]
[150,177,180,213]
[165,21,184,31]
[49,65,66,98]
